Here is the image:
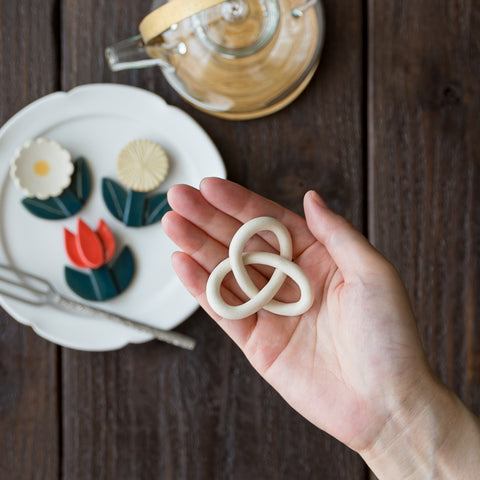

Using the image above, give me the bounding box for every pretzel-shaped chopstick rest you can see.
[206,216,314,320]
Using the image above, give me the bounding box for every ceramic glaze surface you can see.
[0,84,226,350]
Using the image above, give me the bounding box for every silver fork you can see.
[0,263,196,350]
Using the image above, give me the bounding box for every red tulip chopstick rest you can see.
[64,218,135,301]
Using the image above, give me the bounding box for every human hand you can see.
[162,177,435,454]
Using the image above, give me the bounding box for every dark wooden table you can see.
[1,1,479,478]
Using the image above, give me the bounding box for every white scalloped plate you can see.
[0,84,226,351]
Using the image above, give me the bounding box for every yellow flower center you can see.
[33,160,50,176]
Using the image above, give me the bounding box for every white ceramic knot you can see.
[206,216,314,320]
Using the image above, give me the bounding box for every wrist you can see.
[359,374,480,479]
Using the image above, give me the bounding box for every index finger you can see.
[199,177,316,257]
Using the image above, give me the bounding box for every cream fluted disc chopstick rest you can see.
[206,217,314,320]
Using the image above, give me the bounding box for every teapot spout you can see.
[105,35,181,72]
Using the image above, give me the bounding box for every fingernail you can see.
[307,190,327,208]
[200,176,221,191]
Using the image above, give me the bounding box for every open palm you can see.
[163,178,432,453]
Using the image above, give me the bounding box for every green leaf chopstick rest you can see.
[102,178,171,227]
[21,157,92,220]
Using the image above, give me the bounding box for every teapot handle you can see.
[140,0,226,43]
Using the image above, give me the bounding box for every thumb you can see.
[303,190,384,279]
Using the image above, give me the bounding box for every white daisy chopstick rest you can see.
[206,216,314,320]
[10,138,74,200]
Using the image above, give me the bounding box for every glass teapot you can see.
[106,0,325,120]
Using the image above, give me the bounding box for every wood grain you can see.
[59,0,367,478]
[368,2,480,476]
[0,2,60,479]
[369,0,480,406]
